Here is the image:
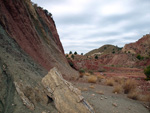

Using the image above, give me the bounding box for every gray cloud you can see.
[32,0,150,54]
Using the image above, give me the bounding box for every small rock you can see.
[42,112,46,113]
[92,94,95,96]
[100,98,103,100]
[112,103,117,107]
[105,97,107,99]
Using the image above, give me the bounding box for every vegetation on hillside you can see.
[85,44,122,56]
[144,65,150,80]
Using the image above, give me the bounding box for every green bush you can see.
[69,62,74,67]
[95,55,98,59]
[74,51,77,55]
[144,65,150,80]
[112,51,115,54]
[69,51,72,54]
[88,70,94,75]
[136,54,144,60]
[79,69,85,73]
[71,54,74,59]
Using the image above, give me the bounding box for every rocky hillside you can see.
[0,0,78,112]
[71,35,150,71]
[85,44,122,56]
[122,34,150,57]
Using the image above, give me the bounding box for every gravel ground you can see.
[73,82,150,113]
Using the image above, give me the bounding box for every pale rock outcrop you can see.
[14,82,35,110]
[42,67,94,113]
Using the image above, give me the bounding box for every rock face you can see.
[0,0,79,112]
[42,67,94,113]
[0,0,78,78]
[122,34,150,57]
[71,35,150,71]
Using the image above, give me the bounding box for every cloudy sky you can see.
[32,0,150,54]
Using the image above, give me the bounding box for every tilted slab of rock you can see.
[42,67,94,113]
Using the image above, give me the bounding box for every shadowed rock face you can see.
[0,0,79,112]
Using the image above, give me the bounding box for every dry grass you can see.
[88,75,97,83]
[140,93,150,102]
[113,85,122,94]
[113,77,125,84]
[123,79,137,94]
[85,72,91,76]
[127,91,139,100]
[105,77,115,86]
[97,74,105,79]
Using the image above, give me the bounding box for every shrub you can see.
[88,76,97,83]
[112,51,115,54]
[123,79,137,94]
[136,54,144,60]
[66,55,68,58]
[71,54,74,59]
[95,55,98,59]
[144,65,150,80]
[113,85,122,94]
[105,78,115,86]
[69,62,74,67]
[74,51,77,55]
[88,70,94,75]
[79,69,85,78]
[127,91,139,100]
[79,69,85,73]
[69,51,72,54]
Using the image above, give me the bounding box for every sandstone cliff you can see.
[0,0,79,112]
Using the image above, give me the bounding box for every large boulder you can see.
[42,67,95,113]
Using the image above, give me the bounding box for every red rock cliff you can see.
[0,0,78,77]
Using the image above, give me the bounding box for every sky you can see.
[32,0,150,54]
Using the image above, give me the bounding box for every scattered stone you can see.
[92,94,95,96]
[112,103,118,107]
[105,97,107,99]
[89,85,95,89]
[95,91,104,95]
[100,98,103,100]
[42,111,46,113]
